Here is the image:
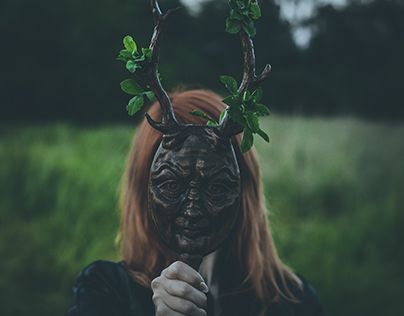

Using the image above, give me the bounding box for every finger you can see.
[154,299,187,316]
[163,278,207,309]
[160,287,207,316]
[163,261,208,291]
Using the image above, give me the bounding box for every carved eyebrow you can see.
[205,166,239,182]
[153,161,238,182]
[153,161,188,177]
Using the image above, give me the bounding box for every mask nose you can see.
[182,187,203,220]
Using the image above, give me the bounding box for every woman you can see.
[68,90,323,316]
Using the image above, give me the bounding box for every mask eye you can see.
[158,180,183,199]
[207,182,229,196]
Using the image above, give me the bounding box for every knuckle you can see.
[178,283,190,297]
[183,301,196,314]
[169,261,181,277]
[151,277,161,290]
[202,295,207,306]
[172,260,182,268]
[172,260,182,270]
[155,304,168,316]
[161,267,170,278]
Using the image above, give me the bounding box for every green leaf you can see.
[242,20,256,37]
[229,0,239,11]
[144,91,155,102]
[127,95,144,116]
[126,60,140,73]
[223,95,241,108]
[252,87,263,102]
[240,127,254,153]
[226,18,241,34]
[220,75,238,94]
[190,109,215,122]
[120,79,143,95]
[249,2,261,20]
[142,48,153,61]
[134,56,145,63]
[245,111,260,132]
[236,0,247,11]
[123,35,137,54]
[228,107,245,125]
[117,49,131,62]
[243,90,252,102]
[219,110,227,124]
[207,120,219,127]
[257,128,270,143]
[239,102,246,113]
[230,10,244,21]
[254,103,270,116]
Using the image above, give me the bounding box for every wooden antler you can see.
[144,0,181,134]
[220,29,272,135]
[238,31,271,93]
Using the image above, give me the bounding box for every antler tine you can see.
[238,31,271,93]
[220,29,272,136]
[144,0,181,133]
[238,31,256,94]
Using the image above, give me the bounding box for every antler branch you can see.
[144,0,181,134]
[238,31,271,94]
[220,29,271,136]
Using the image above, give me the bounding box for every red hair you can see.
[118,89,301,311]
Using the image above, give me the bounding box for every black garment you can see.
[68,260,323,316]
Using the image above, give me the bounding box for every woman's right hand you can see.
[151,261,209,316]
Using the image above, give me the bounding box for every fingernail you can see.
[199,281,209,293]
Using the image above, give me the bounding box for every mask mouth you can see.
[174,216,209,228]
[181,226,210,238]
[174,217,211,238]
[175,232,210,254]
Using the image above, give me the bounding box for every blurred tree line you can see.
[0,0,403,122]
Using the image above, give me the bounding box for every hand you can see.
[151,261,209,316]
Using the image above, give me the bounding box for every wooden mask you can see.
[133,0,271,269]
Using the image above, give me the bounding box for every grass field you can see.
[0,116,403,316]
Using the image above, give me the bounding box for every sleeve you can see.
[67,260,150,316]
[294,275,324,316]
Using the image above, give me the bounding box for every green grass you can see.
[0,117,403,316]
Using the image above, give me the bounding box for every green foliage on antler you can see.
[224,0,270,153]
[226,0,261,37]
[117,35,155,116]
[220,75,270,152]
[191,74,271,153]
[190,110,221,127]
[190,0,270,153]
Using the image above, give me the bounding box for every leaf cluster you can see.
[117,35,152,73]
[226,0,261,37]
[221,75,270,153]
[117,35,155,116]
[190,75,270,153]
[190,109,227,127]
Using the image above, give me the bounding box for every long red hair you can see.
[118,89,301,311]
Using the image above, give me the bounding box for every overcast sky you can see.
[179,0,348,47]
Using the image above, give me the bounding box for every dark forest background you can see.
[1,0,403,122]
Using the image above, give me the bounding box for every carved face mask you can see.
[148,127,241,261]
[134,1,271,268]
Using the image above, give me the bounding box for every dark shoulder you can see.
[68,260,153,316]
[296,275,323,315]
[75,260,131,288]
[284,274,324,316]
